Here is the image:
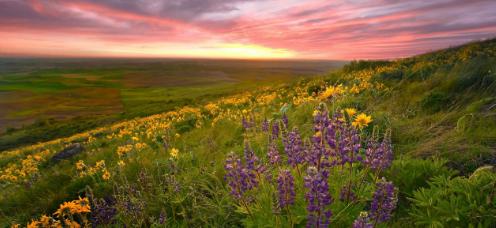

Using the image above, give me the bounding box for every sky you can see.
[0,0,495,60]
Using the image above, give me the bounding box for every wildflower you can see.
[242,117,250,130]
[38,215,52,226]
[224,152,257,199]
[159,210,167,224]
[304,166,332,228]
[261,118,269,132]
[64,219,81,228]
[54,201,79,218]
[27,220,40,228]
[76,160,85,170]
[277,169,295,208]
[169,148,179,159]
[74,197,91,214]
[95,160,106,169]
[283,128,305,167]
[117,160,125,167]
[365,136,393,172]
[102,169,111,180]
[267,142,281,165]
[353,212,373,228]
[352,113,372,129]
[282,114,289,129]
[369,178,398,224]
[350,85,361,94]
[271,121,280,140]
[244,143,263,176]
[92,197,117,226]
[319,84,344,100]
[344,108,357,117]
[175,133,180,138]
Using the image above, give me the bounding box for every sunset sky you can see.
[1,0,495,59]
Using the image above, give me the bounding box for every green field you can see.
[0,59,344,151]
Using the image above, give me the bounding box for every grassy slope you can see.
[0,39,495,226]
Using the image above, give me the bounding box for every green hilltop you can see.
[1,39,495,227]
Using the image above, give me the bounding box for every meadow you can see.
[0,58,343,151]
[1,39,496,227]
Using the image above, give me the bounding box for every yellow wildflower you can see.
[39,215,52,226]
[64,219,81,228]
[53,202,79,218]
[75,160,85,170]
[118,160,125,167]
[344,108,357,117]
[352,113,373,129]
[102,169,111,181]
[27,220,40,228]
[75,197,91,213]
[170,148,179,159]
[319,84,344,100]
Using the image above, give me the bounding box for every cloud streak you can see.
[0,0,495,59]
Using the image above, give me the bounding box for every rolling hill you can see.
[1,39,495,227]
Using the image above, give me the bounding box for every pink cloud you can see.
[0,0,495,59]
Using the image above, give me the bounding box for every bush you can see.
[408,167,496,227]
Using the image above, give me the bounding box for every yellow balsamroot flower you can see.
[53,201,79,218]
[75,160,85,170]
[352,113,373,129]
[319,84,344,100]
[314,131,322,138]
[53,197,91,219]
[170,148,179,159]
[102,169,111,181]
[27,220,40,228]
[38,215,52,226]
[344,108,357,117]
[117,160,125,167]
[64,219,81,228]
[349,85,360,94]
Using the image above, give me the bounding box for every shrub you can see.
[408,166,496,227]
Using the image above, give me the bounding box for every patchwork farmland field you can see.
[0,58,344,150]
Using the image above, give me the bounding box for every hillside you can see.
[1,39,495,227]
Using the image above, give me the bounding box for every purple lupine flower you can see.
[262,118,269,132]
[271,121,280,140]
[244,143,258,170]
[282,114,289,129]
[369,178,398,224]
[277,169,296,208]
[304,166,332,228]
[159,211,166,224]
[91,197,117,226]
[224,152,258,199]
[334,123,362,166]
[352,212,373,228]
[224,153,244,199]
[267,142,281,165]
[313,109,330,137]
[284,128,305,167]
[242,117,250,130]
[365,137,393,172]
